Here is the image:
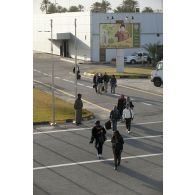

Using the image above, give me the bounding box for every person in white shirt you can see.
[122,104,134,133]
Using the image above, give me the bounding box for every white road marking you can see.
[78,83,84,86]
[118,84,162,97]
[142,102,152,106]
[55,77,61,80]
[33,153,163,170]
[43,73,49,76]
[33,121,163,135]
[62,78,74,83]
[106,135,162,142]
[85,85,93,88]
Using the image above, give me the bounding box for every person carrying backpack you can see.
[111,130,124,170]
[110,106,120,131]
[89,120,107,159]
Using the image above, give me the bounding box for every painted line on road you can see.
[33,121,163,135]
[33,153,163,170]
[106,135,163,142]
[118,84,163,97]
[62,78,74,83]
[34,80,111,113]
[55,76,61,80]
[142,102,152,106]
[86,86,93,88]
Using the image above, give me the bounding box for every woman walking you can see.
[111,130,124,170]
[122,104,134,133]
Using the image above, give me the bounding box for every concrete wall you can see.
[34,12,163,62]
[33,12,91,60]
[91,13,163,62]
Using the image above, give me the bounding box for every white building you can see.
[33,12,162,62]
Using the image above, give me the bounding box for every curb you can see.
[33,115,95,126]
[84,72,150,79]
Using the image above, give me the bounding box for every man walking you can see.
[89,121,107,159]
[97,73,103,94]
[110,106,120,131]
[110,75,117,94]
[103,72,110,93]
[74,93,83,125]
[111,130,124,170]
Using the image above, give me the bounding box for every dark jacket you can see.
[74,98,83,110]
[90,125,106,144]
[103,74,110,83]
[93,75,97,84]
[110,77,117,86]
[97,76,103,84]
[111,134,124,152]
[110,108,120,121]
[117,97,126,110]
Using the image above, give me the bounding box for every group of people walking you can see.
[93,73,117,94]
[73,71,135,171]
[110,94,134,134]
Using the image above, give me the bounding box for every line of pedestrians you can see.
[93,72,117,94]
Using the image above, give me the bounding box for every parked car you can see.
[151,60,163,87]
[124,52,152,64]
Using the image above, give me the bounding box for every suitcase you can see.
[105,120,111,130]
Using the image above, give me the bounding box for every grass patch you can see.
[88,67,154,77]
[33,88,93,123]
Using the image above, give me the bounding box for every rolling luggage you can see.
[105,120,111,130]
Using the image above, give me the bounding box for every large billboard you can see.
[100,23,140,48]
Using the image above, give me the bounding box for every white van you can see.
[151,60,163,87]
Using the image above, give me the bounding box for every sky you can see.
[34,0,163,14]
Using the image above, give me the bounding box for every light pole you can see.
[74,18,78,100]
[50,19,56,125]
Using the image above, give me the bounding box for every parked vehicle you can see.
[151,60,163,87]
[124,52,152,64]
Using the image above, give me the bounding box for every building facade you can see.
[33,12,163,62]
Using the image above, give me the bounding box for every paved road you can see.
[33,53,163,195]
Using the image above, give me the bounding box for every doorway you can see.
[63,40,69,57]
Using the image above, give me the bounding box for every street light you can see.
[50,19,56,125]
[74,18,78,100]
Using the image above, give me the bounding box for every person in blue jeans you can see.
[110,75,117,94]
[110,106,120,131]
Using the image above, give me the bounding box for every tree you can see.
[78,4,84,12]
[90,2,103,12]
[48,3,57,14]
[114,0,139,13]
[40,0,51,14]
[90,1,112,12]
[143,42,163,65]
[101,0,112,12]
[69,6,79,12]
[142,7,154,13]
[61,7,68,13]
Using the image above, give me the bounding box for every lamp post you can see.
[74,18,78,100]
[50,19,56,125]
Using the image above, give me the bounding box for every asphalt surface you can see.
[33,53,163,195]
